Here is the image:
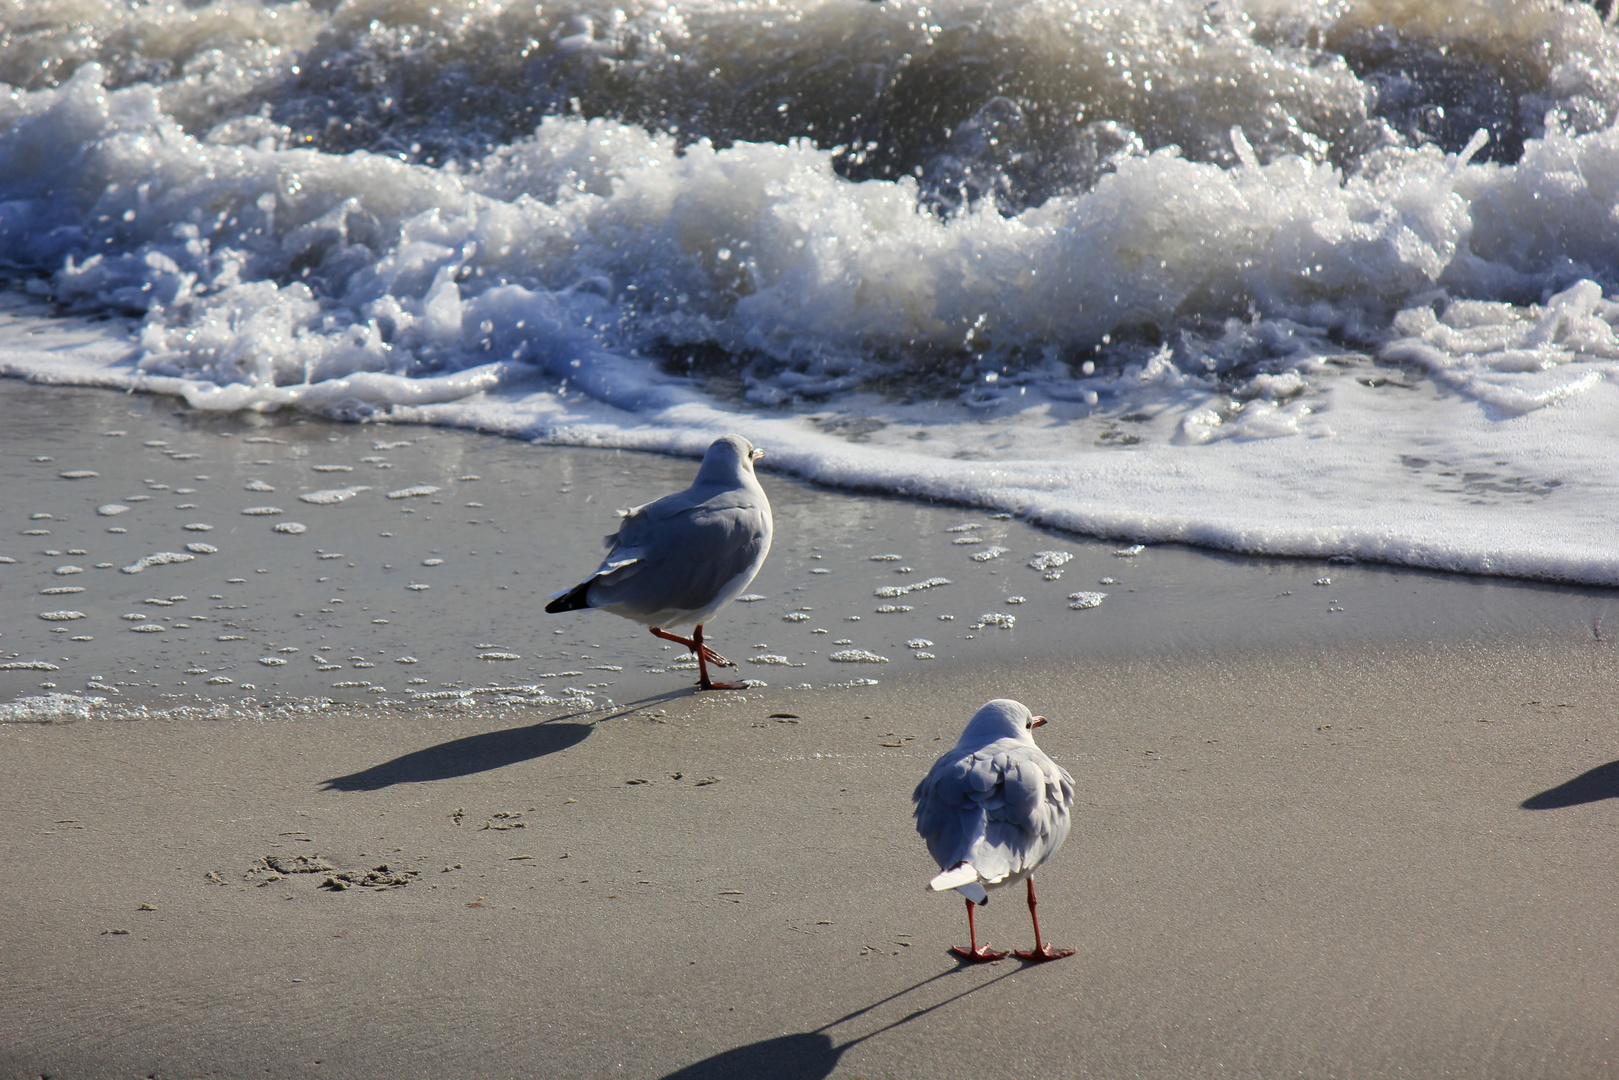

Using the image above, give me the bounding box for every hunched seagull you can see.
[914,698,1076,962]
[545,434,772,691]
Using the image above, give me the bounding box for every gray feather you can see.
[914,699,1075,894]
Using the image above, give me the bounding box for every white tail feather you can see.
[928,863,979,892]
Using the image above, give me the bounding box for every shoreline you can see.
[2,378,1615,722]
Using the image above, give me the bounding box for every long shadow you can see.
[1521,758,1619,810]
[658,965,1020,1080]
[320,687,698,792]
[658,1033,841,1080]
[322,720,593,791]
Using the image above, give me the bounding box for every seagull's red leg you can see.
[650,626,697,650]
[650,625,734,669]
[691,623,733,668]
[650,626,743,690]
[685,624,744,691]
[1013,877,1075,962]
[952,898,1007,963]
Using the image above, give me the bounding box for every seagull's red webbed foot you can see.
[697,644,732,668]
[1014,944,1075,963]
[952,944,1009,963]
[1014,877,1073,962]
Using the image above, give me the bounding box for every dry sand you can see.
[2,380,1618,1079]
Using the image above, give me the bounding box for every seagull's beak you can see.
[1029,715,1047,729]
[750,448,766,460]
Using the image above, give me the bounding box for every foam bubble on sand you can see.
[121,551,196,573]
[53,565,83,575]
[300,486,371,504]
[970,546,1009,562]
[1029,551,1074,571]
[38,611,85,620]
[241,506,283,516]
[874,577,951,598]
[183,523,214,531]
[185,542,218,554]
[1068,592,1108,609]
[0,692,106,721]
[40,586,84,594]
[388,486,442,499]
[829,649,888,663]
[273,522,308,534]
[58,470,98,479]
[244,479,274,492]
[97,503,129,516]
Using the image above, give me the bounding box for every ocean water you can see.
[3,0,1619,584]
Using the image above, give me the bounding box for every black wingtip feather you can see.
[544,580,593,613]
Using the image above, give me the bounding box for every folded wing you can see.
[578,486,770,624]
[913,741,1074,888]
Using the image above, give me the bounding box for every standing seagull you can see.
[545,434,772,691]
[914,698,1076,962]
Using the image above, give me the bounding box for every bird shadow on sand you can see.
[320,689,696,791]
[656,965,1023,1080]
[321,720,592,791]
[1520,758,1619,809]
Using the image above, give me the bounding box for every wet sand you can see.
[2,380,1618,1079]
[3,379,1613,714]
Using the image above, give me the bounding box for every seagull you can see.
[544,434,772,691]
[913,698,1076,962]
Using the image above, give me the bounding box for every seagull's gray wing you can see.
[583,485,770,621]
[914,741,1074,885]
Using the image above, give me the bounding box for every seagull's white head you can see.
[958,698,1047,748]
[696,434,765,484]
